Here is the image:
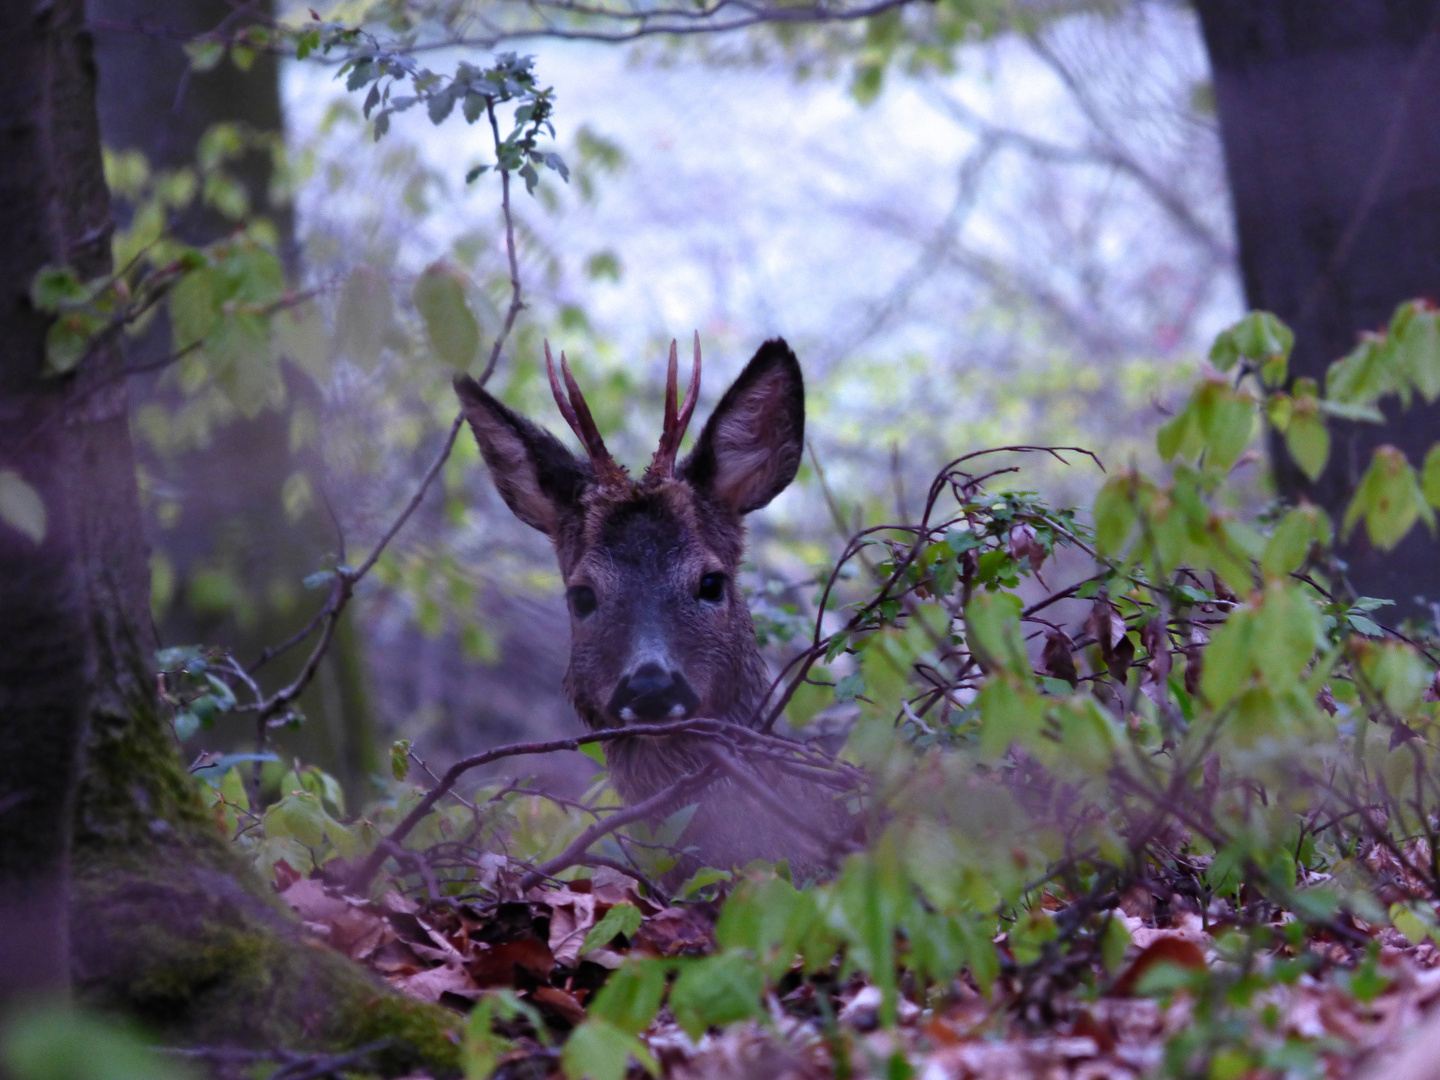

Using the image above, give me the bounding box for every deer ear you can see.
[682,339,804,515]
[454,375,587,536]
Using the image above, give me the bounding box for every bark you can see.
[1195,0,1440,611]
[0,1,456,1064]
[0,0,125,1005]
[89,0,378,793]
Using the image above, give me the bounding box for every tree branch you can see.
[516,767,713,892]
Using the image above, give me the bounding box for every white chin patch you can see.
[619,707,637,722]
[668,703,688,717]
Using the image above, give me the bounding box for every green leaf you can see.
[1422,443,1440,508]
[1260,506,1329,579]
[1327,334,1404,406]
[273,300,329,381]
[390,740,412,781]
[1343,445,1435,551]
[579,742,607,767]
[1359,641,1432,714]
[1194,381,1256,471]
[586,251,622,282]
[1210,311,1292,377]
[582,902,643,954]
[1201,605,1256,708]
[715,875,819,980]
[44,328,85,377]
[462,996,509,1080]
[1266,391,1294,432]
[169,263,219,351]
[586,959,666,1036]
[208,315,277,418]
[834,671,866,703]
[679,867,730,898]
[219,767,249,813]
[1161,379,1258,469]
[1050,698,1120,774]
[560,1019,657,1080]
[183,39,225,73]
[30,265,87,311]
[668,953,765,1041]
[1285,404,1330,481]
[1316,399,1385,423]
[264,791,328,848]
[203,172,250,219]
[1252,581,1322,692]
[332,267,394,372]
[1092,475,1138,556]
[172,709,200,741]
[1005,908,1056,966]
[2,1005,196,1080]
[414,262,481,370]
[1390,903,1433,946]
[1156,408,1199,463]
[0,471,46,544]
[1392,301,1440,403]
[1347,614,1383,637]
[964,591,1027,673]
[1101,915,1131,973]
[974,676,1046,759]
[904,908,967,987]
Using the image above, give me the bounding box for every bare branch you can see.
[516,766,713,892]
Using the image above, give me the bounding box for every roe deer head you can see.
[454,337,845,874]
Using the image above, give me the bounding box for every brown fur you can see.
[455,339,845,876]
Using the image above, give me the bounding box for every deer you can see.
[453,336,852,877]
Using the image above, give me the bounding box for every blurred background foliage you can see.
[87,0,1249,795]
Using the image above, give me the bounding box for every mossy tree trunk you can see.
[0,2,456,1067]
[0,0,124,1006]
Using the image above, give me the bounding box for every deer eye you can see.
[567,585,598,618]
[697,572,726,603]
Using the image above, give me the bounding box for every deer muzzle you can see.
[606,661,700,723]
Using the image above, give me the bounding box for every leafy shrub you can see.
[164,303,1440,1078]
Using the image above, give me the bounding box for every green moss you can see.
[74,694,211,853]
[340,990,463,1076]
[73,830,460,1075]
[69,607,460,1074]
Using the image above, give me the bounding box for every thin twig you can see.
[346,717,848,893]
[517,767,713,892]
[240,114,528,741]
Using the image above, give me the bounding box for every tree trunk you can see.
[0,1,456,1064]
[0,0,127,1006]
[89,0,378,794]
[1195,0,1440,613]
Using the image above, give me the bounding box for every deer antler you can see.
[545,341,627,487]
[646,332,701,480]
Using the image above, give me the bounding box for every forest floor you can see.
[273,847,1440,1080]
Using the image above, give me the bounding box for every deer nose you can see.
[608,662,700,723]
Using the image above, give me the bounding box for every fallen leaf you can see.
[280,877,351,924]
[1110,937,1207,997]
[468,938,557,987]
[273,859,302,891]
[390,960,479,1003]
[532,985,587,1026]
[539,888,598,967]
[633,906,715,957]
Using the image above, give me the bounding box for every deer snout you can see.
[608,662,700,723]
